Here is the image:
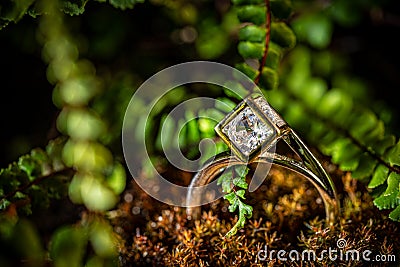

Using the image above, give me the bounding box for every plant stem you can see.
[254,0,271,85]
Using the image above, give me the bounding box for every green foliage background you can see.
[0,0,400,266]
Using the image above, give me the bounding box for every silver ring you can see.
[186,93,339,225]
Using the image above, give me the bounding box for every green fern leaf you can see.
[259,67,279,90]
[109,0,144,10]
[0,0,34,22]
[386,140,400,167]
[217,172,234,193]
[238,41,265,59]
[0,138,68,215]
[373,192,400,210]
[233,177,249,189]
[368,165,389,189]
[373,172,400,212]
[349,110,380,141]
[384,172,400,196]
[61,0,88,15]
[236,5,266,25]
[371,135,396,155]
[351,154,377,180]
[270,22,296,49]
[238,25,266,42]
[270,0,292,19]
[232,0,263,5]
[267,42,400,222]
[389,205,400,221]
[236,189,246,199]
[235,63,258,80]
[330,139,361,171]
[264,43,282,69]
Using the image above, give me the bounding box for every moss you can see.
[112,161,400,266]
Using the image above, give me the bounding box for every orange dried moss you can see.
[112,164,400,266]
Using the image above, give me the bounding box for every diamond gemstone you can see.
[222,106,275,157]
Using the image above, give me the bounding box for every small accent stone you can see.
[254,97,285,127]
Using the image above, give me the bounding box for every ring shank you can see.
[186,129,339,226]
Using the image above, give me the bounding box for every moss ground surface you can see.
[112,151,400,266]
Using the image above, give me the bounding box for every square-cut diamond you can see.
[221,104,275,157]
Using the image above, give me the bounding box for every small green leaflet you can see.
[217,166,253,236]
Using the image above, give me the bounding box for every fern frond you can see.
[214,0,297,235]
[233,0,295,91]
[217,166,252,236]
[266,46,400,221]
[0,138,69,215]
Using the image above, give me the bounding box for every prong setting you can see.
[215,94,284,161]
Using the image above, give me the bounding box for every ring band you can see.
[186,93,339,225]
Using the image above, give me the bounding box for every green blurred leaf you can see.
[386,140,400,167]
[327,1,362,27]
[371,135,396,155]
[50,226,87,267]
[215,97,237,113]
[231,0,263,6]
[80,174,118,211]
[238,25,266,43]
[331,139,361,171]
[298,78,327,107]
[235,62,258,80]
[316,89,352,120]
[270,22,296,49]
[184,112,200,145]
[12,219,44,265]
[270,0,292,19]
[292,13,333,49]
[259,67,279,90]
[109,0,144,10]
[69,173,84,204]
[196,19,230,59]
[351,154,377,180]
[264,43,282,69]
[285,46,312,89]
[106,162,126,195]
[57,108,106,140]
[349,110,379,140]
[238,41,265,59]
[86,256,105,267]
[62,140,113,172]
[362,121,385,143]
[156,114,175,151]
[58,77,99,106]
[236,5,266,25]
[90,220,118,258]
